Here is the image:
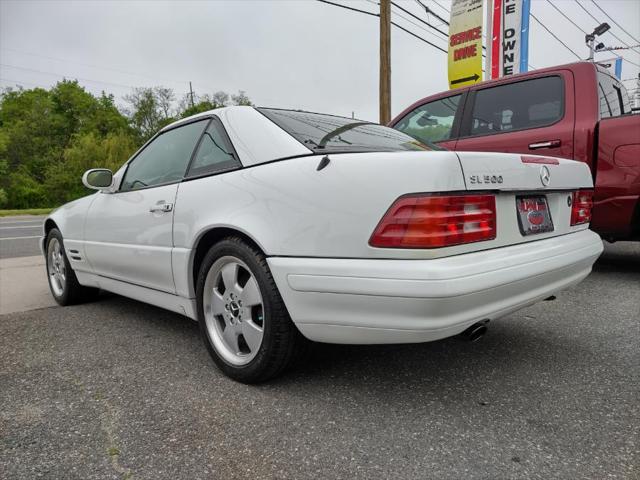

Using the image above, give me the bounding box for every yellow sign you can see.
[448,0,483,89]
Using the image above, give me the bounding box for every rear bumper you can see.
[267,229,603,344]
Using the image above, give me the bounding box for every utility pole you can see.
[189,81,195,108]
[379,0,391,125]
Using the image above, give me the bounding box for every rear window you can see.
[598,71,631,118]
[468,76,564,136]
[258,108,439,153]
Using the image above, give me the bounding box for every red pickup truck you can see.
[391,62,640,242]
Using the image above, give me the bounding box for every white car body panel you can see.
[172,151,467,256]
[43,106,603,345]
[267,229,601,343]
[458,152,592,191]
[83,183,178,293]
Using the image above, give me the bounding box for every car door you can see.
[392,92,465,150]
[455,73,575,160]
[84,118,209,293]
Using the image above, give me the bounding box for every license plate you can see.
[516,195,554,236]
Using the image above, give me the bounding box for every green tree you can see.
[231,90,253,106]
[124,87,177,142]
[0,81,134,208]
[44,131,138,205]
[177,90,253,118]
[0,81,252,209]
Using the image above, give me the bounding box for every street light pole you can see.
[585,23,611,61]
[586,34,595,61]
[380,0,391,125]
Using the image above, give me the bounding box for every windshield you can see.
[258,108,441,153]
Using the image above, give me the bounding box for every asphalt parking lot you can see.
[0,215,42,259]
[0,216,638,479]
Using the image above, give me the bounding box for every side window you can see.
[120,120,208,192]
[468,76,563,136]
[599,83,612,118]
[598,71,629,118]
[394,95,461,143]
[187,118,240,178]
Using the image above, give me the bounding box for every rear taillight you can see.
[571,190,593,226]
[369,194,496,248]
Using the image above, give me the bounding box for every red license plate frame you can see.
[516,195,554,236]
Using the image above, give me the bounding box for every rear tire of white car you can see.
[45,228,99,306]
[196,237,307,383]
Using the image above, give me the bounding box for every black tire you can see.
[45,228,99,306]
[196,237,307,383]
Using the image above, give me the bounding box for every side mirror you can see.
[82,169,113,191]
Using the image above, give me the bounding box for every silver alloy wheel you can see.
[202,256,265,366]
[47,237,66,297]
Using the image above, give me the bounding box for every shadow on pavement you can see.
[593,240,640,275]
[94,292,593,395]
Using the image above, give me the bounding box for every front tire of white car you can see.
[196,237,307,383]
[45,228,99,306]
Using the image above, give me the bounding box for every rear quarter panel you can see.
[591,114,640,238]
[172,151,466,260]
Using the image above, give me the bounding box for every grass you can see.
[0,208,55,217]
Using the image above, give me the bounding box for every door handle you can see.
[529,140,561,150]
[149,202,173,213]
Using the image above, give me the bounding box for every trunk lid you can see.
[457,152,594,191]
[455,152,594,248]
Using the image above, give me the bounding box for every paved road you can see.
[1,241,638,479]
[0,215,44,259]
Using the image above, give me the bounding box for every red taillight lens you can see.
[571,190,593,226]
[369,194,497,248]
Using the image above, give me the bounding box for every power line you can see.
[429,0,450,15]
[412,0,488,54]
[413,0,449,27]
[390,1,448,38]
[0,47,191,87]
[574,0,640,55]
[589,0,640,45]
[612,57,640,69]
[0,77,46,88]
[316,0,377,18]
[0,47,221,96]
[365,0,447,45]
[392,18,448,53]
[530,13,582,60]
[544,0,587,35]
[0,63,139,90]
[316,0,447,53]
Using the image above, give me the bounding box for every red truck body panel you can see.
[391,62,640,241]
[592,116,640,238]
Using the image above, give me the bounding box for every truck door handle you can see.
[149,202,173,213]
[529,140,561,150]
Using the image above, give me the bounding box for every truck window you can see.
[598,72,631,118]
[467,76,563,136]
[393,95,461,144]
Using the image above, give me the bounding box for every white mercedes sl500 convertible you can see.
[42,106,603,382]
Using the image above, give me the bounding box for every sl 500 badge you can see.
[469,175,504,185]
